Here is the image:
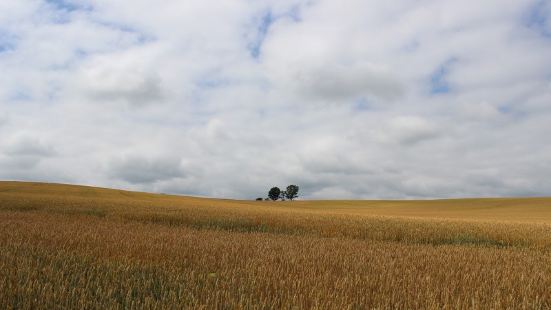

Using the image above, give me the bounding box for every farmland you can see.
[1,181,551,309]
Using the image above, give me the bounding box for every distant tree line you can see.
[256,185,299,201]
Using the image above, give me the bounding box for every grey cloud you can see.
[0,137,58,176]
[4,137,56,157]
[294,63,405,102]
[456,101,503,121]
[83,71,163,107]
[296,136,373,176]
[301,156,372,176]
[1,156,40,170]
[109,156,185,184]
[92,75,163,106]
[370,116,440,146]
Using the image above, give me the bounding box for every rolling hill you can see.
[1,181,550,308]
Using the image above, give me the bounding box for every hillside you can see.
[1,181,551,308]
[1,181,550,222]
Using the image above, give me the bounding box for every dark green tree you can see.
[284,185,299,200]
[268,187,281,201]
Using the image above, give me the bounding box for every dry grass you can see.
[1,181,551,309]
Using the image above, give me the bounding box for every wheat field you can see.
[1,181,550,309]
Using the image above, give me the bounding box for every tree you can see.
[255,197,263,201]
[285,185,299,200]
[279,191,286,201]
[268,187,281,201]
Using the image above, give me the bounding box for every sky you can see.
[1,0,551,199]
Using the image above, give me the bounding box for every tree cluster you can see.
[259,185,299,201]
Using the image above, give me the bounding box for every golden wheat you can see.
[1,181,550,309]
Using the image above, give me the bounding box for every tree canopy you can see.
[284,185,299,200]
[268,187,281,201]
[263,185,299,201]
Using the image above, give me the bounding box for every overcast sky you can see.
[1,0,550,199]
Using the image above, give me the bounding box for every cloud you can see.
[0,136,58,178]
[291,62,405,102]
[383,116,439,145]
[0,0,550,199]
[109,156,185,184]
[4,137,56,157]
[457,101,503,121]
[74,49,164,107]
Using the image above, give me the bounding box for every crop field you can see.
[1,181,551,309]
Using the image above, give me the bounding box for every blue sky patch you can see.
[0,34,16,54]
[430,58,457,94]
[353,98,372,111]
[524,1,551,38]
[45,0,93,23]
[248,6,302,59]
[9,89,33,102]
[94,20,156,45]
[248,11,274,59]
[284,5,302,23]
[0,44,11,54]
[497,104,527,119]
[45,0,91,12]
[195,77,230,90]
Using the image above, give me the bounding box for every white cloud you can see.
[1,0,550,199]
[457,101,502,121]
[73,49,164,106]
